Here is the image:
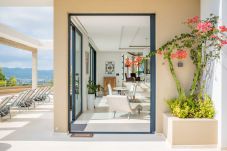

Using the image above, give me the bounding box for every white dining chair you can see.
[127,83,137,101]
[106,95,141,119]
[107,84,112,95]
[107,84,118,95]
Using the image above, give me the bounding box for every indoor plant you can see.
[87,80,98,110]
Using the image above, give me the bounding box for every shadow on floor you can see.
[0,143,11,151]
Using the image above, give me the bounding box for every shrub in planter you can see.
[167,94,215,118]
[147,14,227,118]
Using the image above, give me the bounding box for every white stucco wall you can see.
[54,0,200,133]
[201,0,227,148]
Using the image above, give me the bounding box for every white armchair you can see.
[106,95,141,119]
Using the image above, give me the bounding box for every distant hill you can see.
[2,67,53,82]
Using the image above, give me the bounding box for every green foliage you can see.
[147,14,226,98]
[167,94,215,118]
[195,95,215,118]
[145,14,227,119]
[87,80,98,94]
[0,80,6,87]
[0,67,6,81]
[7,76,17,86]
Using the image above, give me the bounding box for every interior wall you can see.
[54,0,200,133]
[201,0,227,148]
[96,52,123,87]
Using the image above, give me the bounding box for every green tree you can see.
[0,67,6,81]
[7,76,17,86]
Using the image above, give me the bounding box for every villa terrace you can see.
[0,0,227,151]
[0,94,221,151]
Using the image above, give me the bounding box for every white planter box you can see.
[163,113,217,146]
[87,94,95,110]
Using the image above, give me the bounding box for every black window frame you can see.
[68,13,156,134]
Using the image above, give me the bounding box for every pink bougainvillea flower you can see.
[186,16,199,24]
[171,53,176,59]
[219,26,227,32]
[175,50,187,59]
[157,50,162,55]
[196,21,213,32]
[210,35,218,39]
[221,40,227,45]
[169,50,187,60]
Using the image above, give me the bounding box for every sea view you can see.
[1,67,53,85]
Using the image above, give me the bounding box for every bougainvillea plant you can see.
[147,14,227,118]
[148,14,227,99]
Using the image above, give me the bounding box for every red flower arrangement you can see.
[133,56,143,67]
[135,56,143,63]
[125,58,132,67]
[125,56,143,67]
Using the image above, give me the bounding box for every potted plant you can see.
[87,80,98,110]
[147,14,227,145]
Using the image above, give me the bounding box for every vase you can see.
[88,94,95,110]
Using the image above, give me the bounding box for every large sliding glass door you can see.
[69,23,83,122]
[68,14,156,133]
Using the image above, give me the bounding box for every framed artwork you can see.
[105,61,115,74]
[85,52,89,74]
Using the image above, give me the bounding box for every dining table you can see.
[113,86,128,95]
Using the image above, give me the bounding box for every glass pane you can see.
[75,31,82,117]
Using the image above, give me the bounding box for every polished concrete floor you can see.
[73,96,150,132]
[0,95,224,151]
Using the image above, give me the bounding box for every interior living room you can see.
[69,15,152,133]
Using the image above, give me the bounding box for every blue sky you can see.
[0,7,53,70]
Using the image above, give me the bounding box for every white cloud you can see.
[0,7,53,70]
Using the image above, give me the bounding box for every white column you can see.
[221,0,227,148]
[201,0,227,149]
[32,50,38,89]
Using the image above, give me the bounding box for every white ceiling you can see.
[76,16,150,52]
